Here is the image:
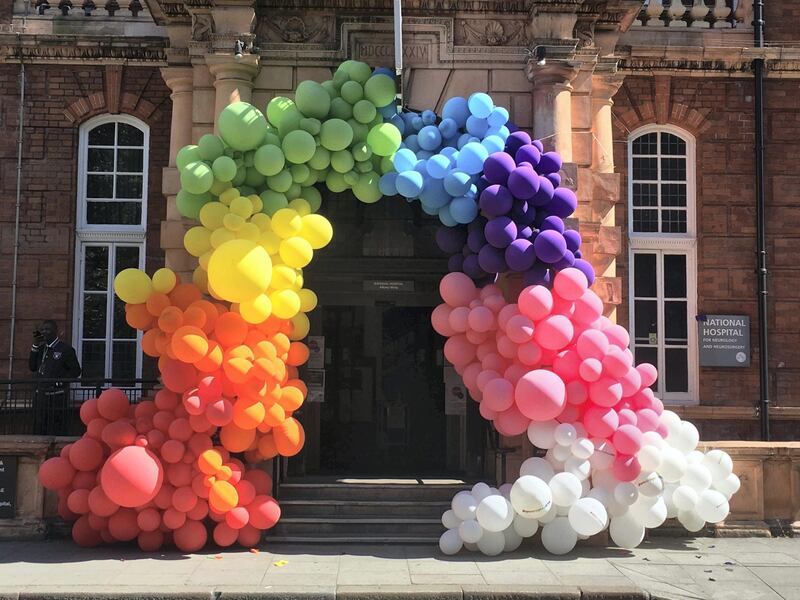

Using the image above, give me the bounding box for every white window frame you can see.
[627,125,698,405]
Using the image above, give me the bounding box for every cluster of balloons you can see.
[439,411,739,556]
[38,387,280,552]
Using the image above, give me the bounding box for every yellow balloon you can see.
[208,239,272,303]
[300,214,333,249]
[271,208,302,239]
[269,289,301,319]
[236,222,261,241]
[210,227,236,249]
[199,202,228,230]
[298,288,318,312]
[184,226,212,257]
[192,267,209,294]
[249,194,264,213]
[199,250,213,270]
[259,231,281,254]
[114,268,153,304]
[239,294,272,324]
[279,236,313,269]
[289,312,310,340]
[288,198,312,216]
[250,213,271,231]
[152,268,177,294]
[230,196,253,219]
[271,264,297,289]
[223,213,246,231]
[219,187,239,206]
[295,272,304,289]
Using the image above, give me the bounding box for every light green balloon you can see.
[300,118,321,136]
[367,123,401,157]
[176,189,212,220]
[198,134,225,161]
[355,160,373,174]
[290,164,310,183]
[282,129,317,164]
[286,183,301,200]
[300,169,320,187]
[301,186,322,212]
[320,119,353,152]
[243,151,255,167]
[329,97,353,120]
[364,74,397,107]
[212,155,237,182]
[340,80,364,105]
[245,166,266,188]
[177,145,202,171]
[352,142,372,162]
[332,69,350,89]
[379,155,395,174]
[218,102,268,151]
[295,80,332,120]
[253,144,285,177]
[339,60,372,85]
[210,179,232,196]
[309,146,331,170]
[267,97,298,128]
[348,119,369,144]
[180,161,214,194]
[354,170,382,204]
[353,99,377,124]
[326,170,348,193]
[278,113,303,139]
[368,113,383,130]
[321,80,339,99]
[331,150,355,174]
[343,170,359,186]
[267,169,293,193]
[232,165,247,187]
[264,131,281,147]
[260,190,288,216]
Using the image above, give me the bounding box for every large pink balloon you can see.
[468,306,495,333]
[100,445,164,508]
[636,363,658,388]
[505,314,534,344]
[613,424,643,455]
[579,358,603,382]
[553,268,588,301]
[483,378,515,412]
[514,369,566,422]
[518,285,553,321]
[534,315,574,350]
[602,346,630,377]
[431,304,456,336]
[589,377,623,408]
[576,330,610,361]
[497,304,520,330]
[494,405,530,436]
[584,404,619,438]
[552,349,580,380]
[612,454,641,482]
[604,324,630,349]
[573,290,603,324]
[448,306,470,332]
[439,272,478,307]
[496,335,518,359]
[619,367,642,398]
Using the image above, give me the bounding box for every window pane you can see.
[634,253,657,297]
[665,348,689,392]
[82,293,107,338]
[634,344,659,370]
[86,201,142,225]
[632,183,658,207]
[116,175,143,199]
[117,149,143,173]
[83,246,109,291]
[662,210,687,233]
[633,157,658,180]
[632,133,657,155]
[660,133,686,156]
[634,299,657,343]
[633,209,659,233]
[88,148,114,172]
[664,301,688,342]
[660,157,686,181]
[661,183,686,207]
[88,123,115,145]
[115,246,140,273]
[113,297,137,339]
[86,174,113,199]
[81,341,106,380]
[112,342,137,380]
[118,123,144,146]
[664,254,687,298]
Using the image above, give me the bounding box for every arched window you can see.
[73,115,149,380]
[627,126,698,404]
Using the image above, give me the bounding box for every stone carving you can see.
[575,18,596,48]
[7,43,165,62]
[258,0,531,12]
[458,19,526,46]
[261,15,328,43]
[191,13,214,42]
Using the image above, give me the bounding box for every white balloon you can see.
[502,526,523,552]
[452,491,478,521]
[512,512,539,537]
[663,485,679,519]
[672,422,699,453]
[554,423,577,446]
[489,487,501,496]
[681,464,712,491]
[464,541,478,552]
[591,468,618,492]
[714,472,741,498]
[580,477,591,498]
[636,471,664,497]
[658,447,687,483]
[520,457,555,481]
[510,475,553,519]
[476,530,505,556]
[642,431,666,450]
[476,495,515,532]
[703,449,734,482]
[528,420,558,449]
[545,449,565,470]
[498,483,513,499]
[568,497,608,536]
[571,437,594,460]
[442,509,461,530]
[471,482,493,502]
[696,490,729,523]
[550,472,582,507]
[686,450,705,465]
[459,519,484,543]
[672,485,699,511]
[637,445,662,472]
[565,457,591,480]
[552,443,573,462]
[538,502,558,524]
[439,528,463,555]
[590,439,616,470]
[609,513,645,549]
[541,517,578,555]
[614,482,638,506]
[607,498,628,518]
[587,486,612,507]
[573,423,588,439]
[630,497,667,528]
[678,508,706,533]
[660,410,682,436]
[556,504,571,516]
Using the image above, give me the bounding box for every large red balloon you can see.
[137,507,161,532]
[247,495,280,530]
[137,529,164,552]
[69,437,104,472]
[39,457,75,490]
[173,519,207,553]
[242,469,272,496]
[100,445,164,508]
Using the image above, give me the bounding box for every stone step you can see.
[279,500,450,519]
[278,481,469,502]
[265,534,441,544]
[269,517,444,538]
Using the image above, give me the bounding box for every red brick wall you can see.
[612,75,800,440]
[0,64,171,378]
[765,2,800,45]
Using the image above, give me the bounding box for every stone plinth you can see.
[0,436,55,540]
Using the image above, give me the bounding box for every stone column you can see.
[206,54,259,122]
[528,62,579,162]
[591,74,625,174]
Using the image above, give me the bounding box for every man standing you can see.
[29,320,82,435]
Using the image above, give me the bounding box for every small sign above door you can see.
[363,280,415,292]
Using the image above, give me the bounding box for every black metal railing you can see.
[0,378,159,437]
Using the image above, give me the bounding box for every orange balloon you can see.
[273,359,287,384]
[195,340,223,372]
[182,305,207,328]
[286,342,309,366]
[262,402,286,427]
[251,357,278,383]
[171,325,209,363]
[214,312,248,348]
[142,329,161,357]
[188,300,219,334]
[254,341,277,360]
[257,315,284,336]
[158,306,184,333]
[286,365,299,380]
[208,480,239,513]
[220,423,256,453]
[278,386,304,412]
[271,333,291,357]
[256,422,272,433]
[154,331,171,356]
[233,398,265,430]
[286,379,307,398]
[274,417,305,457]
[244,329,267,347]
[223,357,253,384]
[146,293,172,318]
[126,303,153,330]
[169,283,202,311]
[257,433,279,459]
[197,449,223,475]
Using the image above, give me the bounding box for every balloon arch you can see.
[39,60,738,555]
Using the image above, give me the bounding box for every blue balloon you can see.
[417,150,434,160]
[411,116,424,132]
[395,170,424,198]
[457,133,472,150]
[466,115,489,138]
[468,92,494,118]
[442,97,470,128]
[443,135,461,149]
[379,172,399,196]
[438,204,458,227]
[487,125,510,140]
[393,148,417,172]
[420,200,440,216]
[418,125,442,151]
[440,146,459,159]
[444,170,472,196]
[438,118,458,139]
[405,134,420,152]
[487,106,509,128]
[421,110,437,126]
[413,159,429,174]
[457,142,490,175]
[420,179,450,209]
[401,112,417,128]
[450,196,479,224]
[379,103,398,119]
[426,154,451,179]
[464,184,478,200]
[481,135,505,155]
[389,113,405,135]
[373,66,395,77]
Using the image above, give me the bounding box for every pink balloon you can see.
[583,404,619,438]
[602,346,630,378]
[565,380,588,405]
[559,403,582,424]
[462,362,483,390]
[604,324,630,349]
[480,284,503,299]
[550,296,575,318]
[497,304,520,330]
[573,290,603,325]
[636,409,660,433]
[479,401,497,421]
[617,408,637,427]
[182,391,205,416]
[636,363,658,388]
[589,377,623,407]
[515,369,566,422]
[469,299,481,309]
[553,268,589,301]
[431,304,456,337]
[576,330,610,361]
[448,306,470,333]
[505,314,535,344]
[100,445,164,508]
[631,387,657,410]
[518,285,553,321]
[206,398,233,427]
[481,353,508,374]
[444,335,476,367]
[477,369,502,391]
[197,375,222,401]
[552,349,580,380]
[517,342,543,367]
[655,423,669,437]
[468,306,495,333]
[494,405,530,436]
[612,454,641,482]
[440,272,478,307]
[466,329,491,345]
[579,358,603,382]
[503,363,527,385]
[476,340,496,361]
[619,367,642,398]
[534,315,574,351]
[483,294,507,314]
[496,335,518,359]
[483,378,515,412]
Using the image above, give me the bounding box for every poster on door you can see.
[444,366,466,416]
[307,336,325,369]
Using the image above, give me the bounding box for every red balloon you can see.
[39,457,75,490]
[88,486,120,517]
[147,429,166,450]
[100,445,164,508]
[162,507,187,530]
[101,420,137,449]
[72,470,98,491]
[172,486,198,513]
[206,399,233,427]
[80,399,101,425]
[155,388,180,411]
[173,519,207,553]
[187,498,209,521]
[69,437,104,472]
[247,495,280,530]
[225,506,250,530]
[134,400,158,419]
[160,439,185,464]
[86,417,110,440]
[97,388,130,421]
[72,515,102,547]
[67,489,91,515]
[137,507,162,532]
[168,418,193,442]
[58,497,78,521]
[188,433,213,457]
[87,513,108,531]
[108,508,140,541]
[235,480,256,507]
[160,358,198,394]
[212,522,238,547]
[237,524,262,547]
[153,410,175,433]
[242,469,273,496]
[191,473,210,499]
[166,462,192,488]
[137,529,164,552]
[154,483,176,510]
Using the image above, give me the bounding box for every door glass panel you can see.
[634,253,657,297]
[112,341,137,380]
[113,297,137,339]
[634,299,657,343]
[664,254,687,298]
[81,341,106,380]
[83,246,109,291]
[665,348,689,392]
[664,301,688,342]
[82,293,106,338]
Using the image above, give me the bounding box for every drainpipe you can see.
[393,0,403,108]
[753,0,769,441]
[8,42,25,380]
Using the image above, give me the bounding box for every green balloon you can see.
[367,123,401,157]
[218,102,268,151]
[267,97,298,128]
[354,171,382,204]
[253,145,285,177]
[260,190,288,216]
[343,170,359,186]
[332,69,350,89]
[348,119,369,144]
[243,151,255,168]
[300,186,322,212]
[353,99,377,124]
[352,142,372,162]
[340,80,364,105]
[198,134,225,161]
[267,169,293,193]
[286,183,301,200]
[379,155,395,174]
[278,112,302,139]
[210,179,233,196]
[364,74,397,107]
[176,190,212,220]
[245,166,266,188]
[331,150,355,174]
[181,161,214,194]
[309,146,331,170]
[368,113,383,130]
[290,164,310,183]
[355,160,373,174]
[282,130,317,165]
[295,80,332,120]
[232,165,247,187]
[326,170,348,193]
[238,186,256,197]
[264,131,281,146]
[339,60,372,85]
[329,97,353,120]
[212,155,238,182]
[300,169,320,187]
[177,145,202,170]
[321,80,339,99]
[300,118,322,135]
[320,119,353,152]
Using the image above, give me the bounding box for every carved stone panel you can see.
[455,19,528,47]
[256,13,333,45]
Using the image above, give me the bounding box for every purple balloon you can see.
[575,251,582,259]
[467,227,487,253]
[519,226,533,239]
[478,244,508,274]
[523,263,551,287]
[468,215,488,234]
[507,166,540,200]
[573,258,595,286]
[483,152,516,186]
[436,226,467,254]
[485,216,517,249]
[515,144,541,168]
[532,139,544,152]
[448,254,465,273]
[506,131,531,156]
[552,249,576,271]
[476,176,490,195]
[540,215,564,234]
[534,229,567,264]
[530,175,555,207]
[546,187,578,219]
[462,244,472,257]
[538,151,563,175]
[505,239,536,272]
[463,254,486,280]
[564,229,581,253]
[479,184,514,217]
[546,172,561,188]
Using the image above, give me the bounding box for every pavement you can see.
[1,536,800,600]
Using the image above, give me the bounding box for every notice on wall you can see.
[698,314,751,367]
[0,456,17,519]
[305,369,326,403]
[444,366,466,416]
[307,336,325,369]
